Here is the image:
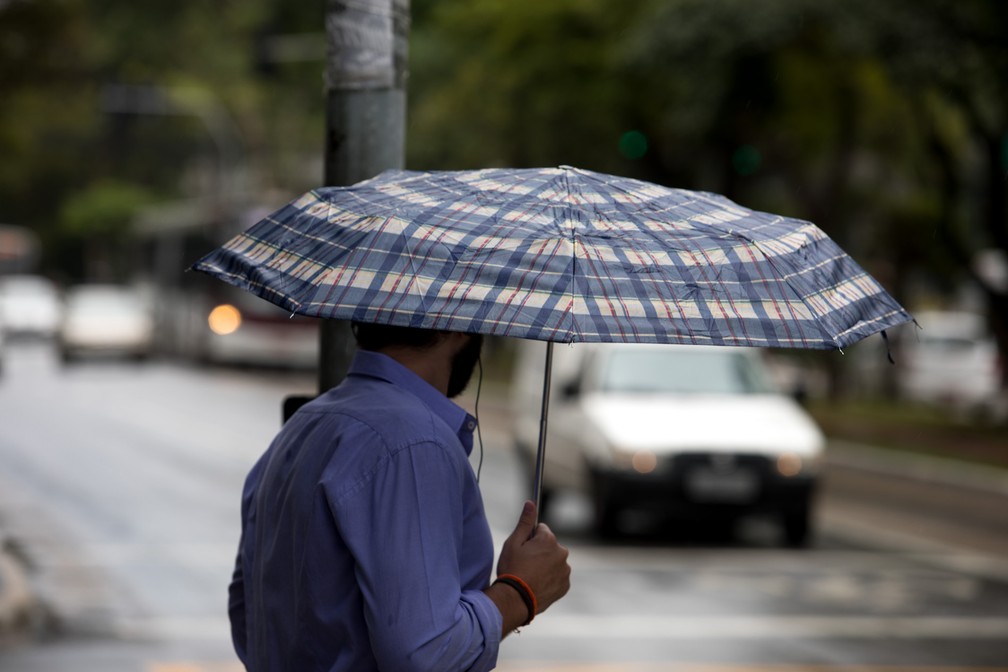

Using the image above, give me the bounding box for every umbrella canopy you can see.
[191,166,912,351]
[193,165,914,517]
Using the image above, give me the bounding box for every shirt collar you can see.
[347,350,478,455]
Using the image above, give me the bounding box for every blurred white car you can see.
[512,342,825,545]
[58,285,154,362]
[898,310,1004,416]
[0,274,62,339]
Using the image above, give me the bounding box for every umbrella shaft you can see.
[533,342,554,528]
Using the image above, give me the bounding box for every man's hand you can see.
[486,500,570,634]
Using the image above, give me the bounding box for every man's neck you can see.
[376,345,452,396]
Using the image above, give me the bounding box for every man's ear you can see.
[441,331,473,353]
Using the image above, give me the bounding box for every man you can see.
[228,322,571,671]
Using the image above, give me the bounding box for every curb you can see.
[0,534,40,645]
[826,439,1008,497]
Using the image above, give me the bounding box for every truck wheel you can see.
[536,487,554,521]
[591,471,622,539]
[782,500,812,548]
[515,443,553,521]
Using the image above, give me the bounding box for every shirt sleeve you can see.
[228,456,265,665]
[327,437,501,672]
[227,545,248,663]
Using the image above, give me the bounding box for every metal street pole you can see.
[318,0,409,393]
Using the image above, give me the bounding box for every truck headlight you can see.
[631,451,658,474]
[612,448,659,474]
[776,452,804,477]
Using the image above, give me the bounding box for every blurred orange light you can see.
[208,304,242,335]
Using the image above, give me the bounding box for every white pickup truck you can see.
[511,341,825,545]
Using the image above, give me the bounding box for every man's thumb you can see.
[513,500,537,538]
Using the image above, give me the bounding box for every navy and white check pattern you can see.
[192,166,912,349]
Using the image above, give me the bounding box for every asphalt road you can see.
[0,342,1006,671]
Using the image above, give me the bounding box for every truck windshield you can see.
[600,349,777,395]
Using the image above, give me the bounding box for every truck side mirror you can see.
[791,383,808,406]
[560,379,580,400]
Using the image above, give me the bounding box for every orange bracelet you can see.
[494,573,537,625]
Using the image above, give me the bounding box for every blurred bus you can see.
[135,198,319,370]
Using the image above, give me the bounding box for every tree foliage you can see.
[409,0,640,174]
[408,0,1007,380]
[3,0,1005,377]
[0,0,326,280]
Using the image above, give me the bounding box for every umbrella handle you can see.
[532,341,554,528]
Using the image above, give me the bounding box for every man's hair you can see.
[351,321,442,351]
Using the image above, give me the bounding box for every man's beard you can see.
[446,334,483,398]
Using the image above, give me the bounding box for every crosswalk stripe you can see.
[127,614,1008,642]
[148,665,242,672]
[147,663,1008,672]
[521,614,1008,640]
[496,665,1008,672]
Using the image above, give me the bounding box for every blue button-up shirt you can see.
[228,350,502,671]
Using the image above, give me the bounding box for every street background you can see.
[0,340,1006,671]
[2,0,1008,670]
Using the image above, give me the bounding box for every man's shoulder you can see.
[297,377,441,446]
[282,379,466,504]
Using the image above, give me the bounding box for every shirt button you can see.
[466,420,476,430]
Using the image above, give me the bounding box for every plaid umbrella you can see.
[192,166,910,350]
[192,166,913,511]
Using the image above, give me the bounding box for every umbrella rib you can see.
[569,168,649,343]
[563,167,582,343]
[222,223,309,312]
[728,226,842,349]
